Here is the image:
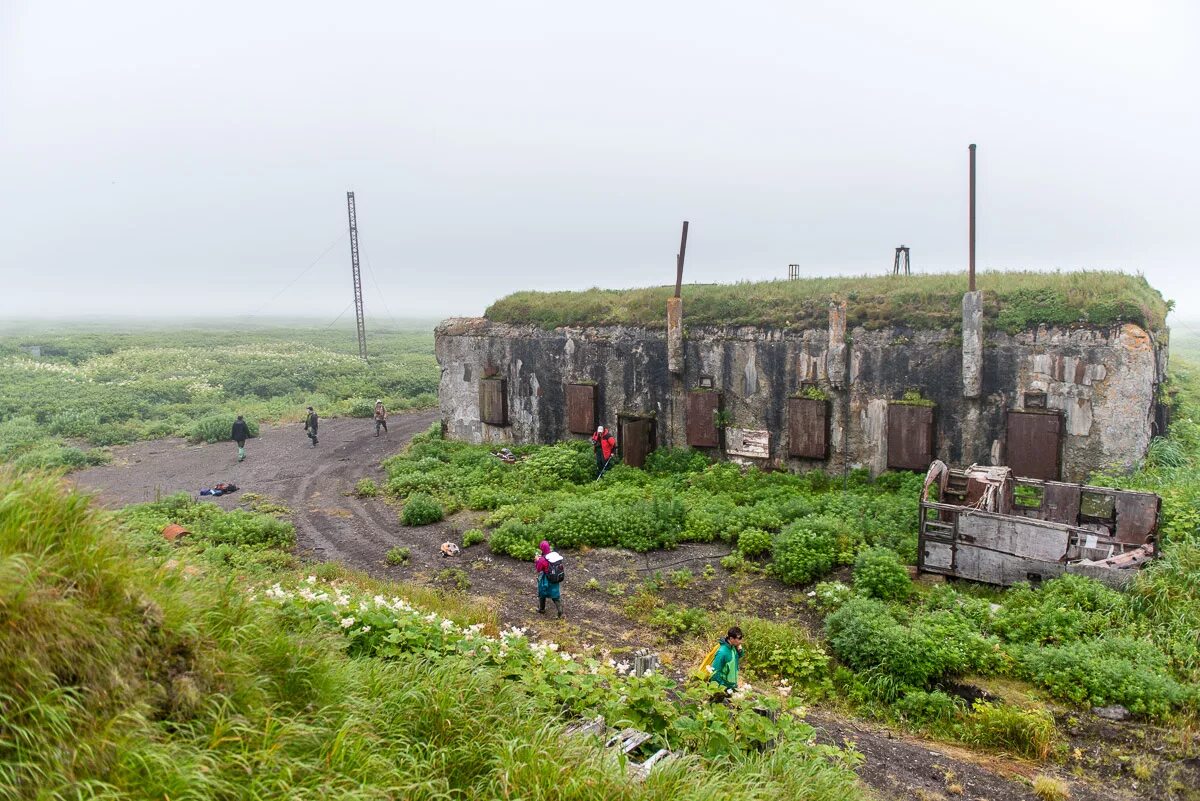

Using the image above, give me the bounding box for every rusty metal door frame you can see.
[1005,409,1063,481]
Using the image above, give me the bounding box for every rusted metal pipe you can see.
[674,221,689,298]
[968,144,976,292]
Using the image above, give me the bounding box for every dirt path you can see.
[71,412,1191,801]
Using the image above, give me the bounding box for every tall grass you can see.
[484,270,1167,333]
[0,470,864,800]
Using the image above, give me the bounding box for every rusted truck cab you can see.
[917,462,1159,588]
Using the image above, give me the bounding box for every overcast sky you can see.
[2,1,1197,322]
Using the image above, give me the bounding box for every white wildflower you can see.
[340,617,355,629]
[358,625,371,634]
[306,575,317,585]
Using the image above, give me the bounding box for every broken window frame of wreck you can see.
[434,298,1167,482]
[917,463,1159,588]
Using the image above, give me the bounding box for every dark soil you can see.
[72,412,1198,801]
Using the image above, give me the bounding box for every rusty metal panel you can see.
[621,418,654,468]
[566,383,597,434]
[1007,411,1062,481]
[1043,482,1081,525]
[686,391,722,447]
[479,378,507,426]
[887,404,934,470]
[788,397,829,459]
[1114,492,1159,544]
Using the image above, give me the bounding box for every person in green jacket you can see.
[709,626,745,694]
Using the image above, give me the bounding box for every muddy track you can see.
[71,412,1187,801]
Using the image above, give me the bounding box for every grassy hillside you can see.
[485,271,1168,333]
[0,471,864,800]
[0,324,438,470]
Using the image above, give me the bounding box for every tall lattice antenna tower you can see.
[345,191,368,361]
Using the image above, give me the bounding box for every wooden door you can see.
[1006,411,1061,480]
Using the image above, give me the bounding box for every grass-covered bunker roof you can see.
[484,271,1168,334]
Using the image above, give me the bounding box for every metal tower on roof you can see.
[346,191,368,361]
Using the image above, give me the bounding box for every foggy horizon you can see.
[3,2,1198,321]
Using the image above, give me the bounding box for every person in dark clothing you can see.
[590,425,616,477]
[304,407,319,447]
[231,415,250,462]
[374,399,388,436]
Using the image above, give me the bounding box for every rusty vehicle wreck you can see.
[918,461,1159,588]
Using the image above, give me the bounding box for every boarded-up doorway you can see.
[620,416,656,468]
[887,403,934,470]
[788,397,829,459]
[566,383,598,434]
[686,391,722,448]
[1006,411,1062,481]
[479,378,508,427]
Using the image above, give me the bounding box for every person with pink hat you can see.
[534,540,565,618]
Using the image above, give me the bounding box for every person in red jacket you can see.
[591,425,616,477]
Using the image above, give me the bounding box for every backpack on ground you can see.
[545,551,565,583]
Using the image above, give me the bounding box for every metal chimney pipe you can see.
[968,144,976,292]
[675,221,689,298]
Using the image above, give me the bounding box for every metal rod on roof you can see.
[674,221,689,298]
[968,144,977,292]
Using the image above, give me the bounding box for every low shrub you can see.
[852,546,911,601]
[733,617,830,686]
[669,568,694,588]
[1013,636,1192,719]
[647,604,709,638]
[187,412,259,444]
[461,528,486,547]
[488,519,540,561]
[386,546,410,565]
[958,701,1058,760]
[354,478,379,497]
[771,523,837,586]
[736,527,773,558]
[893,689,963,727]
[401,493,444,526]
[809,581,853,613]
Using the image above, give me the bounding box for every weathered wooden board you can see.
[1114,491,1159,544]
[1007,411,1062,481]
[686,391,721,448]
[887,404,933,470]
[956,513,1070,562]
[922,540,954,570]
[787,397,828,459]
[726,428,769,459]
[479,378,508,426]
[566,383,597,434]
[1042,482,1081,525]
[621,418,654,468]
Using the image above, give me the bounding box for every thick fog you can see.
[1,1,1197,321]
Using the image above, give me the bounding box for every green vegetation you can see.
[0,323,438,469]
[353,477,379,497]
[461,527,486,547]
[384,435,921,565]
[485,271,1167,333]
[386,546,411,565]
[0,469,865,800]
[400,492,444,525]
[852,546,912,601]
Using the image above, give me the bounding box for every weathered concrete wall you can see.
[435,315,1167,481]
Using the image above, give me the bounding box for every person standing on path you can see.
[373,399,388,436]
[231,415,250,462]
[534,540,564,618]
[304,406,319,447]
